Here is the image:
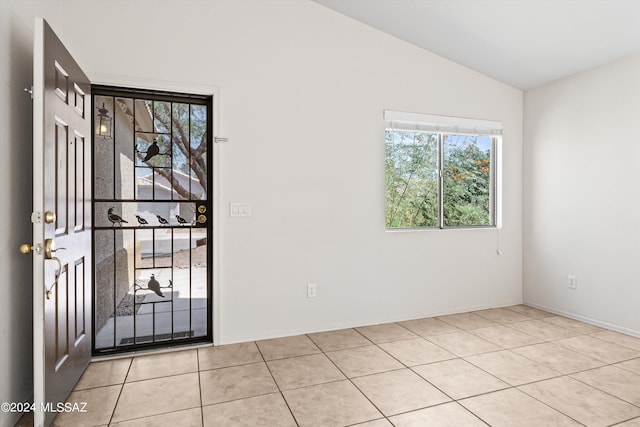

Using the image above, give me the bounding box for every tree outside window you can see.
[385,129,496,229]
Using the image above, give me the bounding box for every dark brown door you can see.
[31,18,92,427]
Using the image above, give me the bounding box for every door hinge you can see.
[24,86,33,99]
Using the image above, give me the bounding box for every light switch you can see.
[230,202,252,217]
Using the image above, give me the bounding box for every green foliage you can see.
[142,101,208,200]
[152,102,207,177]
[443,135,492,226]
[385,130,492,228]
[385,131,438,228]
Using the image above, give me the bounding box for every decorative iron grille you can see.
[91,86,212,354]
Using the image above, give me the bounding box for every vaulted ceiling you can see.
[313,0,640,89]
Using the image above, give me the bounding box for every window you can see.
[384,111,501,229]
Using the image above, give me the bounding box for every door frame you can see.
[89,73,222,346]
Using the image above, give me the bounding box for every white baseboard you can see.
[525,302,640,338]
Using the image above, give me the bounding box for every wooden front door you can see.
[31,18,92,427]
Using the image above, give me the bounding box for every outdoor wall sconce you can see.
[96,102,112,137]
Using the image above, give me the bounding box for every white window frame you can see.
[384,110,503,230]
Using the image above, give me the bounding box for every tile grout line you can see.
[520,384,640,426]
[79,307,640,427]
[319,340,390,425]
[106,357,133,425]
[259,314,633,424]
[351,327,377,345]
[344,331,507,426]
[255,340,301,427]
[400,314,587,425]
[609,415,640,426]
[384,400,492,427]
[454,319,640,425]
[584,333,640,353]
[567,365,640,410]
[510,383,592,426]
[315,324,496,425]
[342,418,390,427]
[107,406,203,426]
[449,353,585,426]
[272,317,529,425]
[376,334,520,425]
[196,348,205,427]
[472,325,640,424]
[308,329,402,424]
[103,352,202,425]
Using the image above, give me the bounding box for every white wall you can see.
[0,2,522,421]
[11,0,523,348]
[524,53,640,335]
[0,1,43,426]
[2,0,523,355]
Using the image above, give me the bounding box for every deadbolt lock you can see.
[44,211,56,224]
[197,214,207,224]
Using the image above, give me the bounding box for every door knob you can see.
[19,243,42,255]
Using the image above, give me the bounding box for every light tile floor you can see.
[17,305,640,426]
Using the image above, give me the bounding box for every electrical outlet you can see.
[307,283,317,298]
[568,275,577,289]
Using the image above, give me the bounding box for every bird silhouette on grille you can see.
[136,138,171,163]
[135,215,149,226]
[175,215,188,225]
[107,208,127,226]
[147,274,164,297]
[143,139,160,161]
[134,275,173,298]
[156,215,169,225]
